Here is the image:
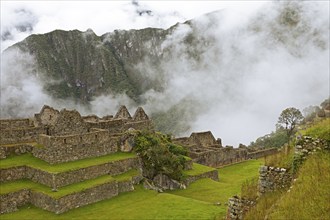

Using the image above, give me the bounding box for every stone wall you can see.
[227,196,256,220]
[184,169,219,186]
[87,119,126,134]
[124,120,153,131]
[34,105,59,127]
[258,166,292,194]
[188,146,248,167]
[0,144,33,159]
[174,131,278,168]
[190,131,218,147]
[0,166,26,182]
[33,129,119,164]
[0,190,30,214]
[1,176,139,215]
[1,157,140,188]
[32,181,119,214]
[247,148,278,159]
[295,136,329,158]
[53,157,140,188]
[51,109,89,136]
[0,127,43,145]
[0,119,33,130]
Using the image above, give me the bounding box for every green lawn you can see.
[1,169,140,198]
[1,159,264,219]
[183,163,216,176]
[1,185,222,220]
[170,159,264,217]
[0,152,136,173]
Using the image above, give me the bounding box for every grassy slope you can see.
[1,159,263,219]
[171,159,264,217]
[269,151,330,220]
[245,118,330,220]
[0,152,136,173]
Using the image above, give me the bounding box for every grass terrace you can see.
[1,169,140,198]
[172,159,263,203]
[1,159,264,219]
[0,152,136,173]
[183,162,216,177]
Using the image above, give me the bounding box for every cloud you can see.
[0,1,329,147]
[134,1,329,146]
[1,1,265,52]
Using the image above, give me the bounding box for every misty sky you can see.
[1,1,329,147]
[1,1,265,51]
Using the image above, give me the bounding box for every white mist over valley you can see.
[1,1,329,147]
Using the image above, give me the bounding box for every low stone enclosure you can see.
[226,136,329,220]
[173,131,278,168]
[0,105,219,215]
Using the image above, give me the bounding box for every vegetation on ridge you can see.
[134,131,187,181]
[245,117,330,220]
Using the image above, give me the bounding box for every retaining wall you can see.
[0,157,140,188]
[258,166,292,194]
[184,169,219,186]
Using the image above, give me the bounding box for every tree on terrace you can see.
[277,107,304,138]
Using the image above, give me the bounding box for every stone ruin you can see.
[0,105,219,215]
[173,131,278,167]
[0,105,153,163]
[0,105,280,215]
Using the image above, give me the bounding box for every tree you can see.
[134,131,187,181]
[277,107,304,138]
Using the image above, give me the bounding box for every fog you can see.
[1,1,329,146]
[131,1,329,145]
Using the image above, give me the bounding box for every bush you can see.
[249,129,289,149]
[134,131,187,181]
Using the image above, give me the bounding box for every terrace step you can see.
[0,169,142,214]
[0,152,140,188]
[183,163,219,186]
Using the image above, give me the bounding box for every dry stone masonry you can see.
[0,105,217,215]
[0,105,151,214]
[258,166,292,194]
[174,131,278,168]
[0,105,277,215]
[227,196,256,220]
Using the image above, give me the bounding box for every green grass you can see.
[183,163,216,176]
[245,151,330,220]
[0,152,136,173]
[170,159,264,218]
[0,175,116,198]
[1,159,264,219]
[268,151,330,220]
[112,169,139,182]
[301,118,330,141]
[1,185,222,220]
